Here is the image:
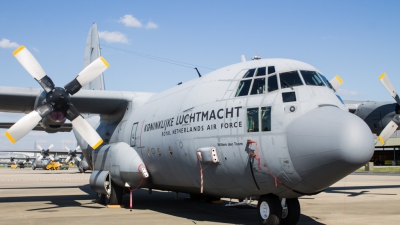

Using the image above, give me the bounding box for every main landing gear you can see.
[257,194,300,225]
[97,179,123,206]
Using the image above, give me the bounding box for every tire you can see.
[280,198,300,225]
[257,194,281,225]
[105,180,123,205]
[97,192,106,205]
[32,166,36,170]
[78,166,83,173]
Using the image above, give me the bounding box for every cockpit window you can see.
[261,107,271,131]
[300,70,325,86]
[250,78,265,95]
[256,67,266,76]
[279,71,303,89]
[268,75,278,92]
[319,73,336,91]
[268,66,275,74]
[243,69,256,78]
[235,79,252,96]
[247,108,259,132]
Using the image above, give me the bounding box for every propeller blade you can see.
[71,116,103,149]
[37,144,43,150]
[64,146,71,151]
[329,75,344,90]
[378,120,399,145]
[379,73,400,105]
[49,155,54,161]
[37,155,43,161]
[75,146,81,151]
[5,111,42,144]
[13,46,54,92]
[64,57,109,95]
[65,156,71,163]
[75,156,82,162]
[48,144,54,150]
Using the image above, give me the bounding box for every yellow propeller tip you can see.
[378,136,385,145]
[335,75,343,84]
[100,57,109,68]
[13,45,25,56]
[92,139,103,150]
[5,132,16,144]
[379,72,386,80]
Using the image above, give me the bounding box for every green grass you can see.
[356,167,400,173]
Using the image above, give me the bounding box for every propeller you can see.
[329,75,344,90]
[64,146,82,163]
[378,72,400,144]
[5,46,108,149]
[36,144,54,161]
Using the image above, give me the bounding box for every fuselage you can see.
[81,58,374,199]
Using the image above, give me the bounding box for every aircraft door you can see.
[130,122,139,147]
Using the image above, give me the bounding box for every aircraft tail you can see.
[82,23,105,90]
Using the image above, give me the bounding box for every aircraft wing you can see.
[0,122,72,132]
[0,86,137,115]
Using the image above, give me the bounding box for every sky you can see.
[0,0,399,150]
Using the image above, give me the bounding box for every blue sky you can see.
[0,0,399,150]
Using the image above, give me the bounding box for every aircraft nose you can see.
[287,106,374,192]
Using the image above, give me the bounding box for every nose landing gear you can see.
[257,194,300,225]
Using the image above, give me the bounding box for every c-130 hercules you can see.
[1,23,397,225]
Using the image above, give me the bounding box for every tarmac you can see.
[0,168,399,225]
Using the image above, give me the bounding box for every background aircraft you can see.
[0,23,395,225]
[64,146,91,172]
[0,144,82,170]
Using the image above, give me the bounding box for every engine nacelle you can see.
[39,112,67,133]
[91,142,149,188]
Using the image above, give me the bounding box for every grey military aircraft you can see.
[0,23,396,225]
[64,145,91,173]
[0,155,32,168]
[0,144,78,170]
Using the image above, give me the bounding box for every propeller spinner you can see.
[5,46,108,149]
[378,73,400,144]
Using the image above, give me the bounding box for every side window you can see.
[250,78,265,95]
[256,67,266,76]
[279,71,303,89]
[268,66,275,74]
[282,92,297,102]
[247,108,259,132]
[243,69,256,78]
[268,75,279,92]
[261,107,271,131]
[300,70,325,86]
[235,80,252,96]
[319,73,336,91]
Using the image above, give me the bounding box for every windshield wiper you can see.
[280,78,294,90]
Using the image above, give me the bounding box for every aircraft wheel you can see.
[280,198,300,225]
[105,180,123,205]
[32,166,36,170]
[97,192,106,205]
[257,194,281,225]
[78,166,84,173]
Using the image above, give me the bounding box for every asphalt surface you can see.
[0,168,399,225]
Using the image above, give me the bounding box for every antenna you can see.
[195,68,202,77]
